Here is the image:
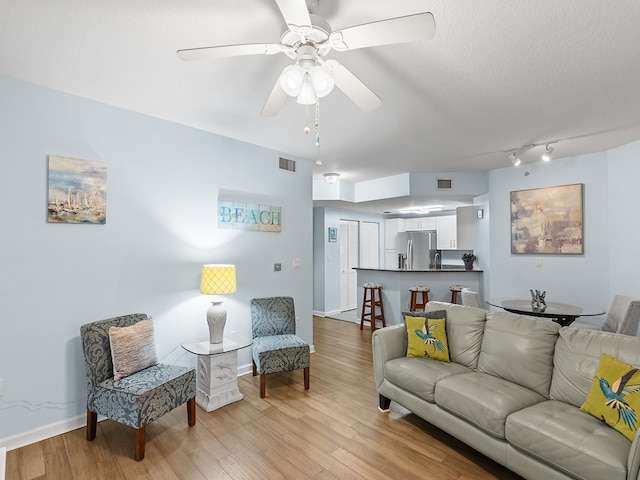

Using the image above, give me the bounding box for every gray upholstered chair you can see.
[250,297,310,398]
[80,313,196,460]
[461,287,483,308]
[573,295,640,335]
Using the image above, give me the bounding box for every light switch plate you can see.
[292,258,301,269]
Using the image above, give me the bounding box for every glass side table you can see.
[181,332,252,412]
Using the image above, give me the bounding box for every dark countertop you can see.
[354,267,483,273]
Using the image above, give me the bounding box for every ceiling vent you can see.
[437,178,453,190]
[279,157,297,173]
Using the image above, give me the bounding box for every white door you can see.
[339,220,359,311]
[361,221,380,268]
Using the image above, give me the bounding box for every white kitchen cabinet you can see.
[436,215,457,250]
[384,218,405,249]
[456,206,474,251]
[404,217,437,231]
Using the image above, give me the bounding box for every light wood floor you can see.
[6,317,523,480]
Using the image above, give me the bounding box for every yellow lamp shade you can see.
[200,264,237,295]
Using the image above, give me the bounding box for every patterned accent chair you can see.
[80,313,196,460]
[251,297,310,398]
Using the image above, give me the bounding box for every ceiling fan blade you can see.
[330,12,435,51]
[274,0,312,29]
[177,43,281,61]
[325,60,382,113]
[261,74,289,116]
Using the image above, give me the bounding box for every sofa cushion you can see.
[581,353,640,441]
[424,302,487,370]
[550,327,640,408]
[435,371,545,438]
[385,357,471,403]
[477,312,560,397]
[405,315,450,362]
[506,400,629,480]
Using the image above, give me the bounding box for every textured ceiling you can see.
[2,0,640,193]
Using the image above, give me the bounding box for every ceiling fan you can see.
[177,0,435,116]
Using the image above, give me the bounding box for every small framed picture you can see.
[328,227,337,242]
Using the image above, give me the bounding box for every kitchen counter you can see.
[355,267,484,326]
[357,267,483,273]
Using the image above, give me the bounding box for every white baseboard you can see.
[0,446,6,480]
[0,414,86,451]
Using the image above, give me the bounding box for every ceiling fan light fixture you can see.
[323,172,340,184]
[541,145,553,162]
[310,66,334,97]
[296,73,317,105]
[280,64,304,96]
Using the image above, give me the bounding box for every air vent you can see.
[437,178,453,190]
[279,157,297,173]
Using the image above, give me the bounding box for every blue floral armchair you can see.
[251,297,310,398]
[80,313,196,460]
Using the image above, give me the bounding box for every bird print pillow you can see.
[581,353,640,441]
[405,315,450,362]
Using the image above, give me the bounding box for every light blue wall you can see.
[488,153,610,311]
[312,207,385,315]
[0,77,313,443]
[607,141,640,297]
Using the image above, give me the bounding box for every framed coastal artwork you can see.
[47,155,107,224]
[510,183,583,254]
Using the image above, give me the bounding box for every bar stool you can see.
[450,285,465,305]
[409,286,430,311]
[360,283,386,331]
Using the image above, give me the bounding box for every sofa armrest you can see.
[372,325,407,389]
[628,428,640,480]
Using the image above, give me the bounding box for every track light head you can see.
[510,152,521,167]
[541,144,553,162]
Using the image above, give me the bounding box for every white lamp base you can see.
[206,300,226,344]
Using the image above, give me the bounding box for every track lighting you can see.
[323,173,340,184]
[541,144,553,162]
[510,152,521,167]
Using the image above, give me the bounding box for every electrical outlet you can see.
[292,258,301,269]
[536,258,543,267]
[296,317,300,327]
[274,263,281,272]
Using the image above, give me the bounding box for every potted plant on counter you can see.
[462,252,477,270]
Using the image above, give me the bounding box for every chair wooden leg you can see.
[187,397,196,427]
[260,373,266,398]
[134,426,146,461]
[304,367,310,390]
[86,410,97,441]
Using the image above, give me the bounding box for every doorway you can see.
[339,220,359,311]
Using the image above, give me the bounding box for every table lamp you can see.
[200,264,237,344]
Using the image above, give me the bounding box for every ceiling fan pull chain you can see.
[315,101,320,147]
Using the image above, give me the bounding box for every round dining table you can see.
[487,299,606,327]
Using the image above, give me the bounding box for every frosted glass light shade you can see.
[310,66,334,98]
[200,264,237,294]
[296,74,317,105]
[280,65,304,96]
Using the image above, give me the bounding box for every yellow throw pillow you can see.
[406,315,450,362]
[581,353,640,441]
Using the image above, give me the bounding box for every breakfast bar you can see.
[355,267,484,326]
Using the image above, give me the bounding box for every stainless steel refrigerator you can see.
[397,230,440,270]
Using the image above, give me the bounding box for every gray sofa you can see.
[372,301,640,480]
